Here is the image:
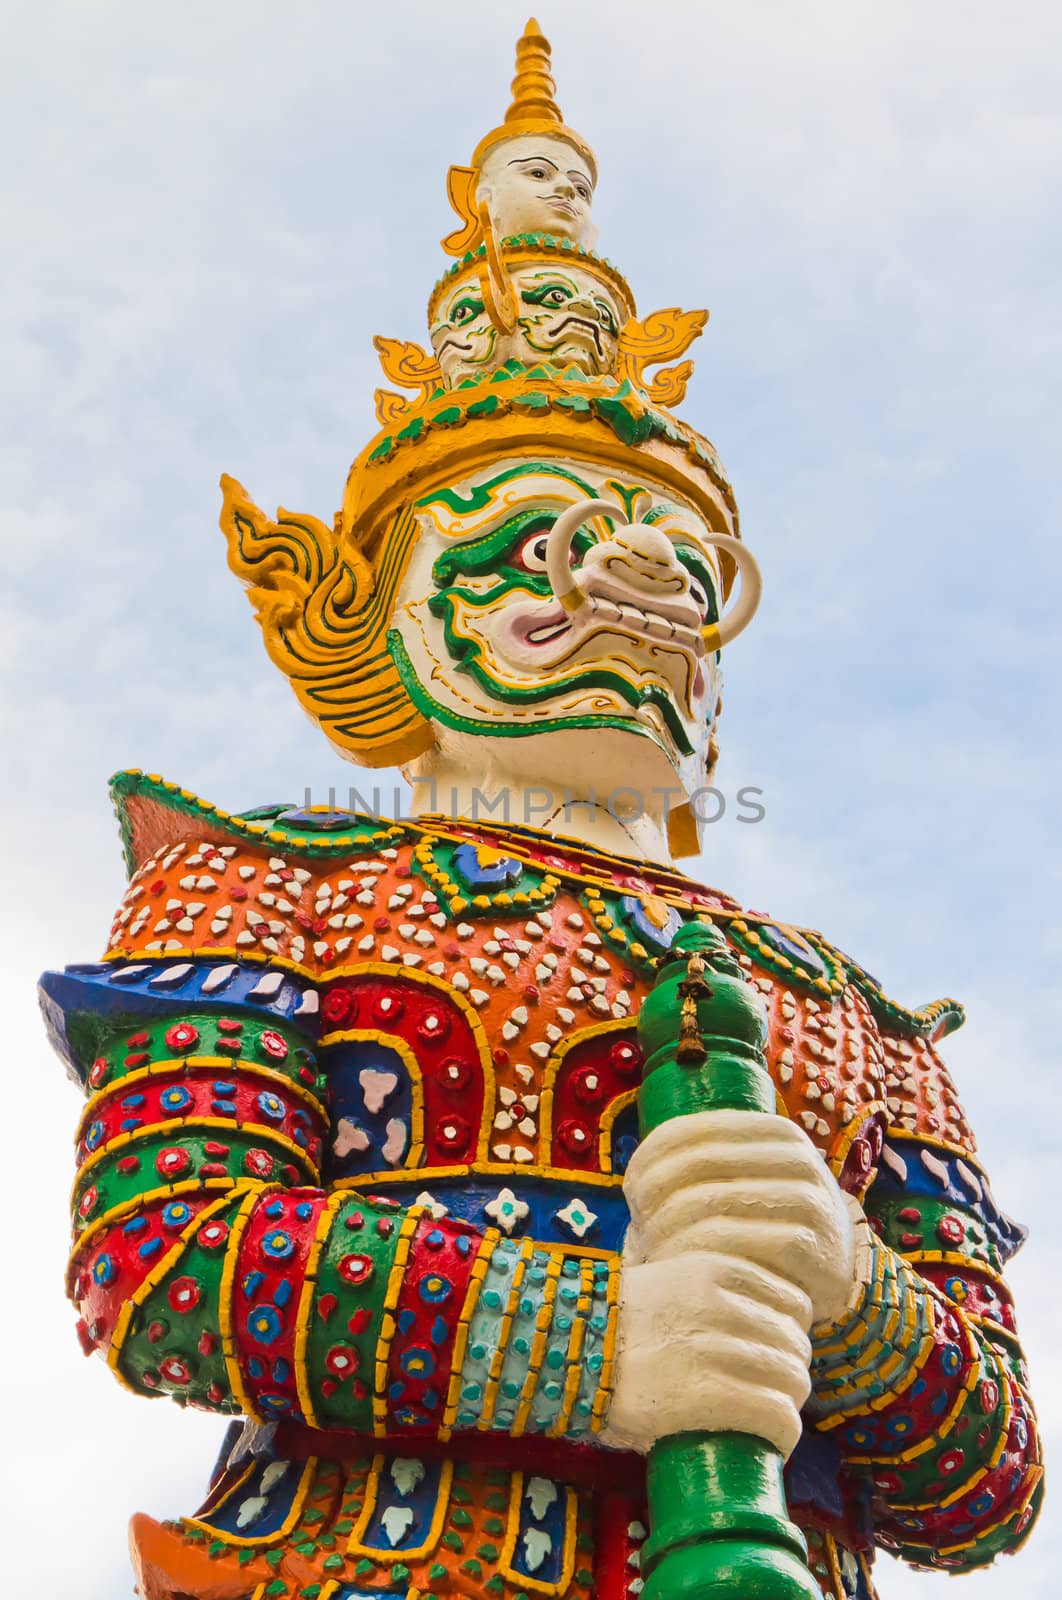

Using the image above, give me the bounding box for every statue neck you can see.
[402,747,677,867]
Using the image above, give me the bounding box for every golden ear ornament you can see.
[218,474,432,768]
[618,307,710,406]
[442,164,484,258]
[477,201,520,334]
[372,337,444,426]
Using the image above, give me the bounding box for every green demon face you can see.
[515,268,619,370]
[429,264,623,384]
[429,283,496,378]
[387,461,725,802]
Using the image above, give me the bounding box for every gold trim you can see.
[346,1454,454,1560]
[497,1471,579,1595]
[184,1457,318,1548]
[294,1192,345,1428]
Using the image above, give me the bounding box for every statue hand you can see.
[602,1110,868,1458]
[622,1109,863,1325]
[604,1247,817,1456]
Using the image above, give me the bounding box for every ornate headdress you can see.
[443,18,597,259]
[219,22,738,779]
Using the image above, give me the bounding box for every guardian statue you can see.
[40,22,1041,1600]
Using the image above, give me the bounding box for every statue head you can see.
[385,463,759,846]
[476,135,596,248]
[220,22,759,861]
[428,251,627,383]
[443,20,599,257]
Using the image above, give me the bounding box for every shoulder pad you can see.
[110,770,409,877]
[813,932,964,1042]
[726,914,964,1041]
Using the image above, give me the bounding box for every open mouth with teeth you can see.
[496,589,709,703]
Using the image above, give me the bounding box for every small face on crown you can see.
[430,260,622,384]
[516,267,619,369]
[478,134,595,246]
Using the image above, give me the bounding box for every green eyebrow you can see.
[521,283,576,305]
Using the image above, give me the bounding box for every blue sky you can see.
[2,2,1059,1594]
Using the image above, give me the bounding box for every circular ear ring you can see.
[544,498,629,613]
[694,532,762,650]
[543,500,762,648]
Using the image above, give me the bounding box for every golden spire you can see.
[504,18,562,129]
[470,18,596,181]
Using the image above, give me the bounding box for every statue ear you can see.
[475,180,495,226]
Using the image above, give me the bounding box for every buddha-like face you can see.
[477,134,595,245]
[430,263,622,384]
[386,461,726,804]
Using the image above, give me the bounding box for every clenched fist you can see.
[604,1109,870,1458]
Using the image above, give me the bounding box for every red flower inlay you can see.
[440,1056,472,1091]
[244,1148,275,1178]
[159,1356,192,1386]
[164,1023,199,1052]
[338,1253,374,1286]
[436,1114,471,1151]
[325,1345,359,1376]
[168,1276,201,1314]
[259,1030,289,1061]
[156,1147,191,1177]
[557,1118,593,1157]
[322,990,354,1025]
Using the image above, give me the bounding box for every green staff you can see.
[636,920,821,1600]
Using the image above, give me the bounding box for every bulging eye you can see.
[450,297,483,326]
[544,287,568,306]
[517,531,552,570]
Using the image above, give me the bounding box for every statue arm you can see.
[44,954,618,1440]
[807,1037,1042,1572]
